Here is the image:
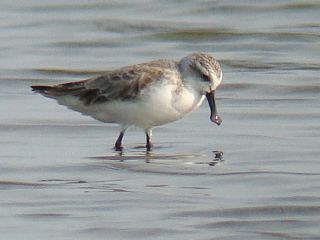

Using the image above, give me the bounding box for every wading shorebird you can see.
[31,53,223,151]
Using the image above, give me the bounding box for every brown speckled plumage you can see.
[32,62,179,105]
[31,53,223,151]
[186,53,222,79]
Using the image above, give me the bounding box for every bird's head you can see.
[178,53,223,125]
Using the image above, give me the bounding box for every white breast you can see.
[55,79,205,129]
[81,82,204,128]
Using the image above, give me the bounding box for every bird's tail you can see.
[31,85,54,94]
[31,81,86,98]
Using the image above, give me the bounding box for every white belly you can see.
[57,83,205,129]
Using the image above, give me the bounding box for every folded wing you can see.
[31,65,165,105]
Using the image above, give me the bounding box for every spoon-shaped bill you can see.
[206,91,222,126]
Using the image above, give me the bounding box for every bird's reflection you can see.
[110,149,224,166]
[114,148,161,163]
[209,150,224,166]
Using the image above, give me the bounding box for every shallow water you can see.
[1,1,320,239]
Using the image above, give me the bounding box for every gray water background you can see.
[1,1,320,239]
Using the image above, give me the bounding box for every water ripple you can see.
[174,205,320,218]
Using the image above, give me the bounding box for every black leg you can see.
[114,130,125,151]
[145,129,153,151]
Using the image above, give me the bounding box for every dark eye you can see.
[201,74,210,82]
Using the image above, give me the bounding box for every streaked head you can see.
[179,53,223,125]
[178,52,222,93]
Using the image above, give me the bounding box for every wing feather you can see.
[32,64,168,105]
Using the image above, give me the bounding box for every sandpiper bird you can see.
[31,53,223,151]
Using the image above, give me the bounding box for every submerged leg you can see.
[145,129,153,151]
[114,130,126,151]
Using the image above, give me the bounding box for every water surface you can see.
[1,1,320,239]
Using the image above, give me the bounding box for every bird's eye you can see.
[201,74,210,82]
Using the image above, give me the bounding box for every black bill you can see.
[206,91,222,126]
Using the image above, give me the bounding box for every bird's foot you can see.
[146,142,153,152]
[114,144,123,152]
